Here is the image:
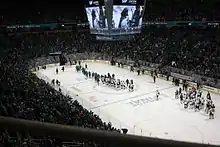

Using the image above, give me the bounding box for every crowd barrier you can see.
[2,116,218,147]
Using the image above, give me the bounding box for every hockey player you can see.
[116,79,121,89]
[205,99,212,114]
[197,90,202,98]
[179,88,182,94]
[111,79,116,87]
[85,64,88,69]
[112,74,115,79]
[130,66,134,72]
[182,80,185,91]
[209,107,215,119]
[51,79,55,85]
[56,68,58,74]
[88,71,91,78]
[107,73,111,79]
[126,79,129,86]
[97,77,100,86]
[180,93,183,103]
[207,92,211,100]
[200,97,205,110]
[153,76,156,83]
[121,81,126,89]
[85,71,88,79]
[188,99,195,109]
[184,99,189,109]
[156,90,160,100]
[195,98,200,111]
[175,90,179,99]
[142,69,145,75]
[75,65,80,72]
[129,83,134,92]
[56,80,60,86]
[137,69,140,76]
[61,66,65,72]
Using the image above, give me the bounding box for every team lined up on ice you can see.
[174,87,215,119]
[75,64,135,92]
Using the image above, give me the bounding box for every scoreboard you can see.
[84,0,146,37]
[113,0,144,5]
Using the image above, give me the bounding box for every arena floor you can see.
[34,61,220,145]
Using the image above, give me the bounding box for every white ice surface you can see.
[35,62,220,145]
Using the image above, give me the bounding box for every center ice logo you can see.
[127,96,158,107]
[127,93,168,107]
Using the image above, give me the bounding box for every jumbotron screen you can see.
[86,6,108,34]
[111,5,144,35]
[85,0,145,35]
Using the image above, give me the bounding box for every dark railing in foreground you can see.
[0,116,218,147]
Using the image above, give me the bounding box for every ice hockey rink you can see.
[34,61,220,145]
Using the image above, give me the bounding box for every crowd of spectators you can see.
[13,26,220,79]
[0,34,121,146]
[146,0,220,21]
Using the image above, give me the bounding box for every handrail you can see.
[0,116,218,147]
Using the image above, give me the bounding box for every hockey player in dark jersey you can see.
[88,71,91,78]
[116,79,121,88]
[153,76,156,83]
[209,108,215,119]
[56,80,60,86]
[51,79,55,85]
[137,69,140,76]
[207,92,211,100]
[180,93,183,103]
[142,69,145,75]
[175,90,179,99]
[112,74,115,79]
[179,88,182,94]
[56,68,58,74]
[126,79,129,86]
[61,66,65,72]
[97,77,100,86]
[197,90,202,98]
[156,90,160,100]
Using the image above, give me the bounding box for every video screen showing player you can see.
[112,5,143,29]
[86,6,108,29]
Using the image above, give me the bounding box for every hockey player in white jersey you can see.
[195,98,200,111]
